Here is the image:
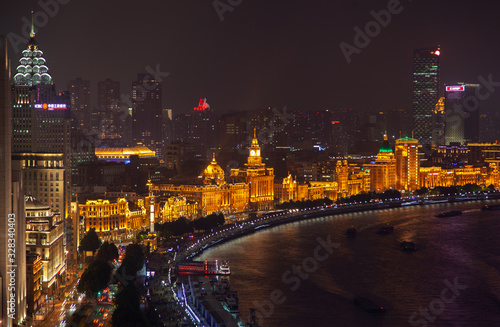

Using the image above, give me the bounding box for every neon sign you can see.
[34,103,67,110]
[446,86,465,92]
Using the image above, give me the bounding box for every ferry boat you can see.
[177,260,231,275]
[481,204,500,211]
[435,210,462,218]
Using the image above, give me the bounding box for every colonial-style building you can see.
[230,130,275,211]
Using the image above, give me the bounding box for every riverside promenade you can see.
[180,192,500,260]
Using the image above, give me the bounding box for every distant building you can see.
[67,77,91,133]
[364,134,396,192]
[412,47,440,146]
[444,83,480,145]
[132,73,163,160]
[95,144,156,163]
[96,78,120,139]
[395,137,420,191]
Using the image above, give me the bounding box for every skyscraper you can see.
[96,78,120,140]
[1,34,27,327]
[444,83,480,145]
[132,73,162,157]
[67,77,91,133]
[412,47,440,146]
[11,22,71,217]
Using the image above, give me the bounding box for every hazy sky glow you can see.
[2,0,500,114]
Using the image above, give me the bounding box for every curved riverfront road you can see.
[196,197,500,327]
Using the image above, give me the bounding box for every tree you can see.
[77,259,113,298]
[79,228,102,254]
[96,242,119,262]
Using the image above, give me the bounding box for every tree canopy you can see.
[79,228,102,253]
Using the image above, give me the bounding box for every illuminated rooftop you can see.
[95,144,156,162]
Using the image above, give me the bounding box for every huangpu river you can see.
[197,200,500,326]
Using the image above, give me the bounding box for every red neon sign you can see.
[446,86,465,92]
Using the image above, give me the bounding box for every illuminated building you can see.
[160,197,198,222]
[26,252,42,316]
[12,153,65,214]
[364,134,396,192]
[419,167,442,188]
[155,154,249,215]
[79,198,129,236]
[395,137,421,191]
[1,33,28,327]
[231,130,275,211]
[95,144,156,163]
[25,197,66,296]
[11,21,71,219]
[434,96,445,145]
[468,143,500,165]
[335,160,349,198]
[67,77,90,133]
[348,167,371,196]
[444,83,480,145]
[412,47,440,146]
[274,175,299,203]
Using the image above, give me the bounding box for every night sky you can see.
[2,0,500,114]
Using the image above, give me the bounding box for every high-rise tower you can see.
[444,83,480,145]
[1,34,27,327]
[67,78,91,133]
[412,47,440,146]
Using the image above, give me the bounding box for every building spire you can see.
[30,11,35,38]
[212,152,216,162]
[384,131,388,141]
[253,128,256,139]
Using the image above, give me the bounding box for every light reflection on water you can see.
[197,200,500,326]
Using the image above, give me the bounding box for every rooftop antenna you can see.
[30,11,35,38]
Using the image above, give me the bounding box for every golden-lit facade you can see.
[230,131,274,211]
[155,154,249,216]
[25,197,66,294]
[335,160,349,198]
[26,252,42,315]
[95,143,156,162]
[419,165,498,189]
[348,167,371,196]
[395,137,420,191]
[80,198,129,233]
[364,135,396,192]
[160,196,198,222]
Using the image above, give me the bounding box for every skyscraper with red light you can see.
[412,47,440,146]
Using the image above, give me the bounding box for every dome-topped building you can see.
[13,13,53,86]
[203,153,226,185]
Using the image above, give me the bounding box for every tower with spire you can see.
[230,130,275,211]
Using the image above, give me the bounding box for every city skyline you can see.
[2,0,500,115]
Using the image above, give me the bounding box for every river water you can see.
[196,200,500,326]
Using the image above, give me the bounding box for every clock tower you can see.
[248,129,263,167]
